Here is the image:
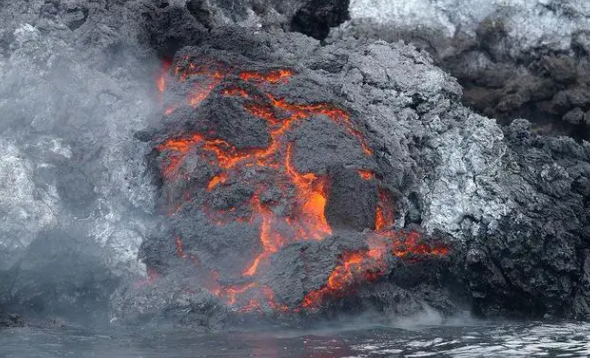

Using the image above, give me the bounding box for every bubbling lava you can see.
[152,58,449,313]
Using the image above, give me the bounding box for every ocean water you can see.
[1,320,590,358]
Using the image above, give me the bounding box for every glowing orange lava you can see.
[153,59,449,312]
[375,189,394,231]
[239,69,294,84]
[156,58,172,96]
[358,170,375,180]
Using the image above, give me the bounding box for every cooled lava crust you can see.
[140,46,451,316]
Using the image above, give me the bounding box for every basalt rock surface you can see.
[340,0,590,139]
[131,21,590,323]
[0,0,589,328]
[124,30,460,325]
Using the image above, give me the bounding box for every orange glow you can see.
[285,143,332,240]
[222,87,250,98]
[188,78,221,107]
[391,231,450,258]
[207,173,227,191]
[157,134,204,179]
[154,60,449,312]
[156,58,172,98]
[302,246,387,308]
[268,95,373,156]
[301,231,449,309]
[135,267,161,288]
[239,69,295,84]
[375,189,394,231]
[165,106,177,116]
[358,170,374,180]
[244,196,286,276]
[225,283,258,305]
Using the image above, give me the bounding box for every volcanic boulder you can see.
[130,32,455,323]
[339,0,590,139]
[144,0,350,56]
[131,27,590,323]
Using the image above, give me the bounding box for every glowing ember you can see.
[239,69,294,83]
[375,189,394,231]
[156,58,172,96]
[358,170,375,180]
[392,231,450,258]
[153,58,450,313]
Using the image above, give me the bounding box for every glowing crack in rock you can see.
[151,58,450,313]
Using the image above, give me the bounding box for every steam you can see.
[0,12,161,321]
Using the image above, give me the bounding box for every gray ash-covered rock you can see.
[465,119,590,318]
[340,0,590,139]
[0,311,24,329]
[143,0,350,56]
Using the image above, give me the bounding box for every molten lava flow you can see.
[300,189,449,309]
[157,134,204,179]
[207,173,227,191]
[375,189,394,231]
[392,231,450,258]
[239,69,294,84]
[243,196,287,276]
[188,77,222,107]
[302,248,384,308]
[154,59,450,312]
[284,143,332,240]
[156,58,172,99]
[358,170,375,180]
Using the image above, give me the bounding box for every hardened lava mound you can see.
[121,44,453,324]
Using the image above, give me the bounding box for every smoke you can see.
[0,2,162,323]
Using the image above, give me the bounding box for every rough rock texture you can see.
[183,0,349,37]
[340,0,590,139]
[0,0,589,327]
[145,0,349,56]
[135,19,590,322]
[127,30,459,325]
[111,273,229,329]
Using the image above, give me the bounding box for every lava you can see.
[392,231,450,258]
[358,170,375,180]
[375,189,394,231]
[153,58,450,313]
[239,69,294,84]
[156,58,172,99]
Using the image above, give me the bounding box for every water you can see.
[1,320,590,358]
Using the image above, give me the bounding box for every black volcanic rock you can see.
[338,1,590,140]
[290,0,350,40]
[133,26,590,322]
[0,0,589,328]
[465,119,590,319]
[144,0,351,55]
